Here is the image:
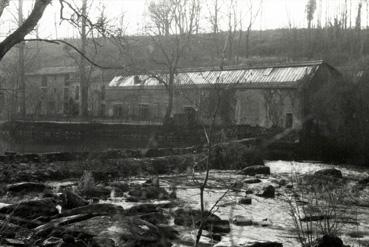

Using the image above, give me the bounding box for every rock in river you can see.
[239,197,252,205]
[59,190,89,209]
[6,182,50,195]
[246,241,283,247]
[60,203,124,217]
[314,168,342,179]
[314,234,349,247]
[232,215,253,226]
[0,198,58,220]
[66,215,174,246]
[174,208,230,234]
[241,165,271,176]
[257,185,275,199]
[243,178,262,184]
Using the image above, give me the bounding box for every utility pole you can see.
[18,0,25,119]
[79,0,88,118]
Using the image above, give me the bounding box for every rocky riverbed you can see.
[0,159,368,247]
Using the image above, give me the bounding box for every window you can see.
[101,85,105,100]
[113,104,123,117]
[100,104,105,116]
[285,113,293,128]
[139,104,150,120]
[64,88,69,100]
[41,87,47,97]
[75,86,80,100]
[64,74,70,86]
[41,76,47,87]
[63,102,69,114]
[184,106,196,123]
[47,101,56,114]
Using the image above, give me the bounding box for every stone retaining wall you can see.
[0,121,271,152]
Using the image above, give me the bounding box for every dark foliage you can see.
[210,143,264,170]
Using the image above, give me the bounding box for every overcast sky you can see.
[0,0,366,39]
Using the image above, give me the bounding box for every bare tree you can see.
[241,0,262,59]
[306,0,316,30]
[0,0,50,61]
[206,0,221,61]
[0,0,118,118]
[79,0,88,117]
[145,0,201,124]
[17,0,25,119]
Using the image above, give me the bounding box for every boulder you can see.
[174,208,230,234]
[286,183,293,189]
[315,234,348,247]
[358,177,369,185]
[314,168,342,179]
[239,197,252,205]
[66,215,172,246]
[301,215,333,222]
[232,215,253,226]
[60,203,124,217]
[0,238,25,246]
[0,213,42,228]
[245,189,254,194]
[143,177,160,187]
[79,185,111,199]
[126,196,139,202]
[92,237,116,247]
[241,165,270,176]
[231,181,244,191]
[59,190,89,209]
[278,179,287,186]
[140,212,169,225]
[125,204,159,216]
[42,236,63,246]
[244,178,262,184]
[259,218,272,227]
[246,242,283,247]
[0,220,23,238]
[0,198,58,220]
[33,214,96,238]
[258,185,275,198]
[128,185,169,200]
[109,181,129,193]
[6,182,50,195]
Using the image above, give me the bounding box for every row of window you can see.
[41,74,71,87]
[40,75,105,101]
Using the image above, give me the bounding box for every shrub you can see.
[77,170,96,193]
[286,172,352,247]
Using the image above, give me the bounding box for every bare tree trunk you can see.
[18,0,25,119]
[79,0,88,118]
[164,70,174,124]
[245,30,250,58]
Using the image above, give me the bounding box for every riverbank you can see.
[0,153,368,246]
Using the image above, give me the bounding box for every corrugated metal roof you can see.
[109,61,323,88]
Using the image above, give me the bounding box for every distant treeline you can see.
[2,28,369,78]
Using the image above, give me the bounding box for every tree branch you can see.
[0,0,51,60]
[0,0,9,19]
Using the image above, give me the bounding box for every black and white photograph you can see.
[0,0,368,246]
